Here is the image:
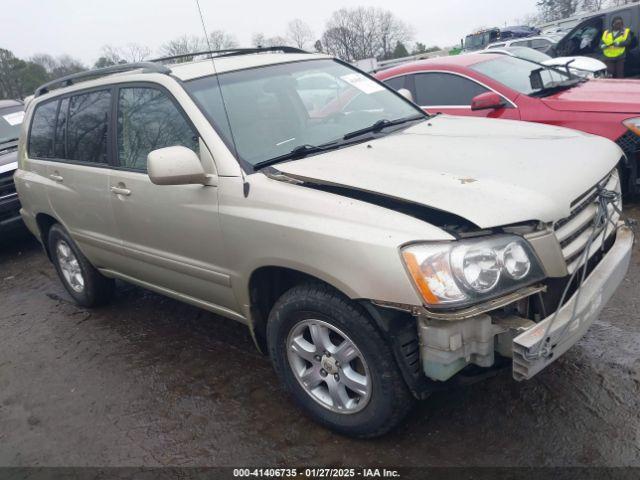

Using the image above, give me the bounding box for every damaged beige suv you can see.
[15,47,634,437]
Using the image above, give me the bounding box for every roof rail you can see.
[34,62,172,98]
[150,46,308,64]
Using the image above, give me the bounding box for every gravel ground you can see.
[0,207,639,468]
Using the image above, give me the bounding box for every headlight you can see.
[401,235,545,309]
[623,117,640,136]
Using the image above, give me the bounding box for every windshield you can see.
[465,32,489,50]
[0,105,24,145]
[185,59,422,167]
[470,55,574,95]
[504,47,551,63]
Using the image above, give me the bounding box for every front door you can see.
[107,84,237,312]
[409,72,520,120]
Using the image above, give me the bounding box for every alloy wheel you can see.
[56,240,85,293]
[286,318,371,414]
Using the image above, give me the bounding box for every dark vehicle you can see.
[464,26,540,52]
[500,25,541,40]
[550,3,640,76]
[0,100,25,233]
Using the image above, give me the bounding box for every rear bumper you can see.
[512,225,634,380]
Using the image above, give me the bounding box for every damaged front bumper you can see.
[416,225,634,382]
[511,225,634,380]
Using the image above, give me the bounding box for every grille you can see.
[0,170,17,200]
[553,171,621,274]
[616,130,640,157]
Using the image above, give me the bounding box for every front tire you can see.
[267,284,414,438]
[48,224,115,307]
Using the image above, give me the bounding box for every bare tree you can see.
[321,7,413,61]
[537,0,578,21]
[29,53,58,73]
[30,53,85,77]
[287,19,314,49]
[251,33,290,48]
[159,35,206,61]
[99,45,124,65]
[51,55,85,77]
[120,43,152,62]
[322,26,357,61]
[207,30,238,50]
[377,10,412,60]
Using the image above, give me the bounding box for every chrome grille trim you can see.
[553,171,621,274]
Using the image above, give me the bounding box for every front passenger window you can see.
[117,87,199,171]
[414,73,488,106]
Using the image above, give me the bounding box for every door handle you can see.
[49,174,64,183]
[110,186,131,196]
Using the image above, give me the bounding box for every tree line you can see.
[0,7,440,100]
[532,0,638,23]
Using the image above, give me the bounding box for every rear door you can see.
[30,89,123,267]
[107,84,235,311]
[407,72,520,119]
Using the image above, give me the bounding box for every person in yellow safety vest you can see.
[600,16,632,78]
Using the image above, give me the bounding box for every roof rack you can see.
[33,46,309,98]
[34,62,171,98]
[150,46,308,64]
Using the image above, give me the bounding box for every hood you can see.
[275,115,621,230]
[0,148,18,174]
[543,56,607,73]
[541,79,640,113]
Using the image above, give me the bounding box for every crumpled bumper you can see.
[512,225,634,381]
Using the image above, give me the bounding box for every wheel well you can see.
[35,213,58,259]
[248,266,338,353]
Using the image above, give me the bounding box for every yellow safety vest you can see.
[602,28,630,58]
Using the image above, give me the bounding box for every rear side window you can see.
[28,101,58,158]
[66,90,111,164]
[413,73,488,106]
[117,87,199,171]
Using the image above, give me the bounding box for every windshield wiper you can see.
[253,142,342,170]
[342,114,425,140]
[253,114,426,171]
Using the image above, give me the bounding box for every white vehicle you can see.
[15,48,634,437]
[480,46,608,78]
[485,35,563,53]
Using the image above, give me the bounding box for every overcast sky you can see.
[2,0,539,64]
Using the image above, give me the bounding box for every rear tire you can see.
[267,283,415,438]
[48,224,115,307]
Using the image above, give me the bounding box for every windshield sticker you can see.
[340,74,384,94]
[3,111,24,126]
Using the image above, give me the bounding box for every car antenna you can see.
[194,0,250,197]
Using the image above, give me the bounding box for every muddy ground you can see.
[0,208,639,468]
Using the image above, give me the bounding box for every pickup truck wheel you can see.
[267,284,414,438]
[48,224,115,307]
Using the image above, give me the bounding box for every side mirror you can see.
[397,88,414,103]
[147,146,211,186]
[471,91,505,111]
